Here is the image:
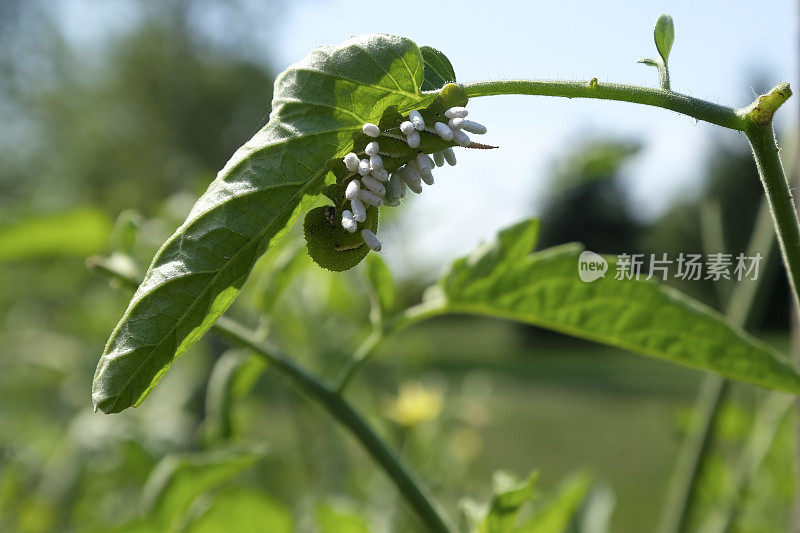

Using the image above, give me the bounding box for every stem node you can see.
[740,82,792,126]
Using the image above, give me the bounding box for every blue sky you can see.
[60,0,799,272]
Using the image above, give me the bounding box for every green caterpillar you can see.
[303,83,471,272]
[304,204,379,272]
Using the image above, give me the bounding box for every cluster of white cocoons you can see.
[340,107,487,252]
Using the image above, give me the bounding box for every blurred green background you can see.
[0,1,797,531]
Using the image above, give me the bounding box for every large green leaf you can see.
[431,219,800,394]
[140,448,263,530]
[184,487,292,533]
[316,501,371,533]
[92,34,452,413]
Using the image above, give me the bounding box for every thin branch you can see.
[87,257,451,533]
[462,80,747,130]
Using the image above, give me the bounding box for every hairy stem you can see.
[335,300,448,393]
[461,80,747,130]
[87,258,450,533]
[659,198,775,533]
[464,80,799,311]
[746,123,800,311]
[212,318,450,532]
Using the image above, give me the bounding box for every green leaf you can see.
[141,448,263,530]
[253,241,310,313]
[517,473,592,533]
[184,488,292,533]
[92,34,451,413]
[654,14,674,65]
[365,254,396,317]
[420,45,456,91]
[0,208,111,261]
[434,219,800,394]
[481,471,539,533]
[202,351,265,443]
[317,501,371,533]
[109,209,143,255]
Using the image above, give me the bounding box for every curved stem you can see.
[462,80,747,130]
[335,330,383,393]
[659,198,776,533]
[212,318,450,533]
[87,258,451,533]
[464,80,799,311]
[335,300,448,393]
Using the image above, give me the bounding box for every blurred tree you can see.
[535,139,642,254]
[643,134,790,328]
[0,2,281,530]
[0,0,276,215]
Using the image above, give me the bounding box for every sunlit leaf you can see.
[317,501,371,533]
[202,351,265,443]
[140,448,263,530]
[92,34,453,413]
[432,219,800,394]
[109,209,143,255]
[517,473,592,533]
[184,487,292,533]
[0,208,111,261]
[365,254,396,317]
[253,241,310,313]
[481,471,538,533]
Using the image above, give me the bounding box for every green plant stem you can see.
[463,80,799,312]
[717,392,794,532]
[211,318,450,533]
[335,301,448,393]
[461,80,747,130]
[659,198,775,533]
[746,124,800,310]
[87,258,451,533]
[335,330,382,393]
[336,82,797,395]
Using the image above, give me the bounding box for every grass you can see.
[369,316,716,531]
